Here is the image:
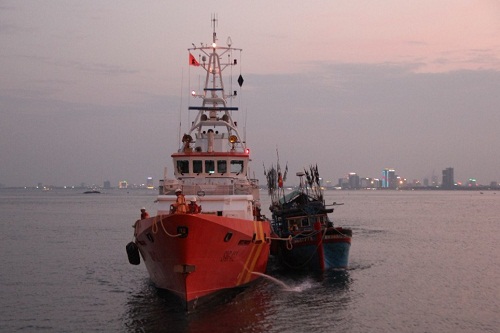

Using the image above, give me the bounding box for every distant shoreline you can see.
[0,186,497,192]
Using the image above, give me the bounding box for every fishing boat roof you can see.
[275,190,333,214]
[278,190,310,205]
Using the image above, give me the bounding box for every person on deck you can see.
[140,207,149,219]
[188,198,201,213]
[173,189,187,214]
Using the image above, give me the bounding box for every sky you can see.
[1,0,499,187]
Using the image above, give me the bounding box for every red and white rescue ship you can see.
[127,21,270,310]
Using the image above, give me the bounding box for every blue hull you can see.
[278,240,350,271]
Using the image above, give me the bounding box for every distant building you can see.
[359,177,380,188]
[467,178,477,187]
[397,176,407,188]
[118,180,128,189]
[442,167,454,189]
[338,177,349,189]
[431,175,439,187]
[360,177,371,188]
[382,168,396,189]
[103,180,111,189]
[348,173,360,189]
[146,177,154,189]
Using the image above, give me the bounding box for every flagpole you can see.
[178,67,184,149]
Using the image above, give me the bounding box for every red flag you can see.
[189,53,199,66]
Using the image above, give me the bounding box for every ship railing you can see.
[162,183,254,196]
[160,177,258,196]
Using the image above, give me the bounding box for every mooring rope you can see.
[332,228,351,238]
[282,226,329,269]
[151,215,183,237]
[267,229,324,250]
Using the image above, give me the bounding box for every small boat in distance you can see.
[266,164,352,271]
[83,189,100,194]
[128,19,270,311]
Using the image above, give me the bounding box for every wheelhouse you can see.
[172,153,247,178]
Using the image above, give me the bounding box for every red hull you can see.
[134,214,270,310]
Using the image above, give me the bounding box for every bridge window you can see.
[230,160,244,174]
[193,160,203,173]
[176,160,189,174]
[205,160,215,174]
[217,160,227,173]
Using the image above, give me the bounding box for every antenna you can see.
[211,13,218,28]
[211,14,218,43]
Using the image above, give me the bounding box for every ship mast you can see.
[186,17,245,152]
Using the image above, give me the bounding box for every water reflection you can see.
[123,278,274,333]
[123,267,352,333]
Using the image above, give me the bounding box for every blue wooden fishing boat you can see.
[266,165,352,271]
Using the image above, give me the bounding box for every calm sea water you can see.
[0,188,498,332]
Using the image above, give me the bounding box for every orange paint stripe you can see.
[237,221,258,285]
[238,220,266,285]
[241,221,266,284]
[243,243,264,284]
[237,244,257,285]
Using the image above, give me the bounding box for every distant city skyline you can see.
[2,165,496,190]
